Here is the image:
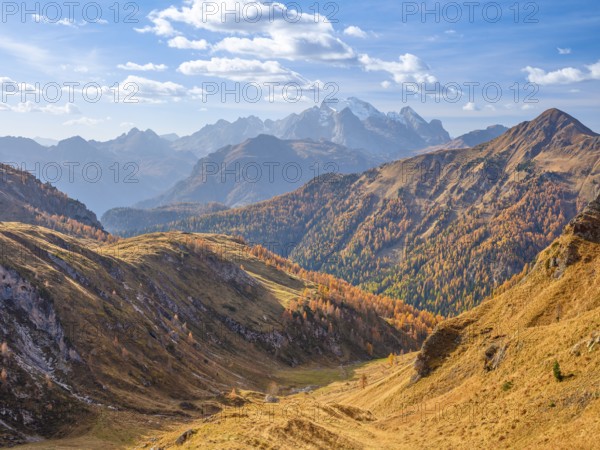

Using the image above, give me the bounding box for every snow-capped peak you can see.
[400,106,427,124]
[387,111,407,125]
[329,97,385,121]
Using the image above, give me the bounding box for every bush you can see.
[553,360,564,382]
[502,381,513,391]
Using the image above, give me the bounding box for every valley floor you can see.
[13,347,599,449]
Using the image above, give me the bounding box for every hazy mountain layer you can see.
[132,134,382,210]
[0,129,196,215]
[421,124,508,152]
[101,202,228,235]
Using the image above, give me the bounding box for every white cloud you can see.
[588,61,600,78]
[32,14,78,27]
[0,37,55,72]
[381,80,391,89]
[0,78,82,114]
[168,36,208,50]
[55,18,77,27]
[119,75,188,103]
[343,26,367,39]
[523,66,585,84]
[12,102,80,115]
[462,102,479,111]
[189,86,206,99]
[523,60,600,85]
[138,0,355,63]
[178,57,308,83]
[117,62,168,71]
[44,103,80,115]
[135,17,177,37]
[60,64,89,73]
[211,34,354,63]
[359,53,436,84]
[120,121,135,128]
[63,116,107,126]
[136,0,435,88]
[557,47,572,55]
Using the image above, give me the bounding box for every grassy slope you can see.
[1,224,428,447]
[138,213,600,449]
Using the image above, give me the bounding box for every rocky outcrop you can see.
[413,317,475,380]
[0,266,89,446]
[569,194,600,243]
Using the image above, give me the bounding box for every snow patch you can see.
[331,97,385,121]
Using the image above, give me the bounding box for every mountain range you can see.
[420,124,508,152]
[101,202,229,235]
[172,99,451,159]
[0,129,197,215]
[2,99,508,218]
[1,108,599,448]
[141,109,600,316]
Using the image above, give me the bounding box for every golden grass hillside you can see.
[0,224,433,447]
[139,197,600,449]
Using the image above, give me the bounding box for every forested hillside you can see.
[153,109,600,315]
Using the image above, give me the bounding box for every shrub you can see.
[553,360,564,382]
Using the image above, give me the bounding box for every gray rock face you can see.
[264,394,279,403]
[570,194,600,243]
[0,266,77,373]
[0,266,88,445]
[175,429,196,445]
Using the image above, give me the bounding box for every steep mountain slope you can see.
[0,224,437,446]
[144,195,600,449]
[170,99,450,159]
[156,109,600,316]
[0,163,105,239]
[101,202,229,235]
[134,134,381,210]
[421,124,508,152]
[171,116,267,157]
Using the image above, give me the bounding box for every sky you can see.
[0,0,598,141]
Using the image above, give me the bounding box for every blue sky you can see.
[0,0,598,141]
